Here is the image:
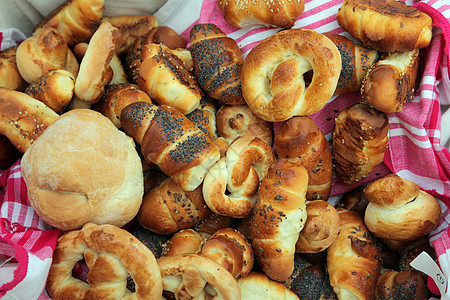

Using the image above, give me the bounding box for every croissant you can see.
[121,102,220,192]
[190,23,246,105]
[186,96,218,141]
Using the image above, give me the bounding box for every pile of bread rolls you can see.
[0,0,443,299]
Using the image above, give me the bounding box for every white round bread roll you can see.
[21,109,144,231]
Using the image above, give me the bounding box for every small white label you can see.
[410,251,449,298]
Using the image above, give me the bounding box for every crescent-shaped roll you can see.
[238,272,299,300]
[0,47,27,91]
[242,28,341,122]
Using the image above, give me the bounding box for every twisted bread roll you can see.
[162,229,207,256]
[16,27,68,84]
[375,269,427,300]
[327,209,381,300]
[74,22,122,106]
[121,102,220,191]
[93,83,152,128]
[295,200,340,253]
[25,69,75,113]
[190,23,245,105]
[323,33,379,95]
[138,43,202,114]
[332,103,389,184]
[250,159,308,282]
[275,116,332,201]
[0,47,26,91]
[216,104,273,146]
[337,0,432,53]
[361,49,420,113]
[218,0,305,28]
[202,136,275,218]
[364,174,441,242]
[100,15,158,55]
[0,88,59,153]
[242,29,341,122]
[201,228,254,278]
[138,178,210,235]
[34,0,104,47]
[186,96,218,141]
[157,254,241,300]
[47,223,162,300]
[238,272,299,300]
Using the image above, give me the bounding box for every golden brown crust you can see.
[216,104,273,146]
[326,209,381,300]
[157,254,241,300]
[218,0,305,28]
[375,269,428,300]
[0,88,59,153]
[364,174,442,242]
[190,23,246,105]
[361,49,420,113]
[186,96,218,141]
[275,116,332,201]
[24,69,75,113]
[0,47,27,91]
[238,272,299,299]
[138,178,210,235]
[34,0,104,47]
[295,200,340,253]
[146,26,187,49]
[162,229,207,256]
[250,159,308,282]
[332,103,389,184]
[194,213,235,237]
[47,223,163,300]
[336,0,432,52]
[242,28,341,122]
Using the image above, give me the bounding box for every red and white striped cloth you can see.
[1,0,449,298]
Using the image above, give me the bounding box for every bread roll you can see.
[242,28,341,122]
[364,174,442,242]
[275,116,332,201]
[93,83,152,128]
[47,223,162,300]
[332,103,389,184]
[216,104,273,146]
[162,229,207,256]
[16,26,68,84]
[138,178,210,235]
[336,0,432,53]
[0,47,26,91]
[218,0,305,28]
[295,200,340,253]
[336,186,369,218]
[327,209,381,300]
[194,213,235,237]
[138,43,202,114]
[375,269,428,300]
[361,49,420,113]
[21,109,144,231]
[202,136,275,218]
[34,0,104,47]
[190,23,246,105]
[74,22,122,106]
[157,254,241,300]
[121,102,220,192]
[65,49,79,78]
[0,88,59,153]
[24,69,75,113]
[186,96,218,141]
[238,272,299,300]
[146,26,187,49]
[323,33,379,95]
[251,159,308,282]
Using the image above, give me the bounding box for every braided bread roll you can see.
[138,43,202,114]
[25,69,75,113]
[202,136,275,218]
[275,116,332,201]
[121,102,220,192]
[34,0,104,47]
[0,88,59,153]
[190,23,246,105]
[138,177,210,235]
[242,28,341,122]
[336,0,432,53]
[0,47,26,91]
[364,174,442,243]
[218,0,305,28]
[250,159,308,282]
[327,209,381,300]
